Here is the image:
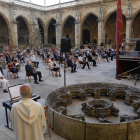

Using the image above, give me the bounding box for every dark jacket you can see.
[87,55,92,61]
[25,64,34,76]
[67,58,73,67]
[6,55,11,62]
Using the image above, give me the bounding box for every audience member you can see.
[0,71,9,92]
[50,58,61,77]
[12,57,21,71]
[6,53,11,64]
[8,61,19,79]
[78,54,90,69]
[67,55,77,73]
[25,60,43,84]
[30,54,39,68]
[87,53,97,66]
[101,51,109,62]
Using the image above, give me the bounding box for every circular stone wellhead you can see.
[81,99,119,118]
[46,83,140,140]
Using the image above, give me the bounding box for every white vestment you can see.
[11,98,46,140]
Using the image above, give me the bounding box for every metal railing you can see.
[0,0,102,11]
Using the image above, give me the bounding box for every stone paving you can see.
[0,55,140,140]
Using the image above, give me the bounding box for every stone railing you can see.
[0,0,102,11]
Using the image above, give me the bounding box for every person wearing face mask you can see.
[25,60,43,84]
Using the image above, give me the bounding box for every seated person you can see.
[107,51,113,61]
[92,50,98,57]
[67,55,77,73]
[78,54,90,69]
[30,54,39,68]
[8,61,19,79]
[50,58,61,77]
[0,54,5,69]
[101,51,109,62]
[0,71,9,92]
[53,52,59,61]
[12,57,21,71]
[87,53,97,66]
[6,53,11,64]
[37,49,40,56]
[59,53,65,63]
[47,55,51,64]
[17,53,25,63]
[25,60,43,84]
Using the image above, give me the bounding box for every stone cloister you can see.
[0,0,140,49]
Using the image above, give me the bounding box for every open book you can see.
[9,84,23,101]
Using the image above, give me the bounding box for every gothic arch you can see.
[47,18,56,44]
[104,10,126,27]
[46,18,56,31]
[62,15,76,30]
[132,9,140,26]
[104,11,126,47]
[81,13,98,44]
[62,16,75,44]
[38,18,46,31]
[0,12,10,29]
[81,12,98,27]
[16,15,31,33]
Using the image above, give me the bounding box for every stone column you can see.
[98,19,104,46]
[126,17,131,47]
[44,30,48,45]
[10,21,18,47]
[55,23,62,48]
[74,20,80,48]
[125,1,132,50]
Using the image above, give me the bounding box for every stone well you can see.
[46,82,140,140]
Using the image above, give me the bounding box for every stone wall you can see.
[0,0,140,49]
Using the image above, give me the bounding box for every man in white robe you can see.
[0,71,9,92]
[11,84,46,140]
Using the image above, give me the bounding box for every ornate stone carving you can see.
[81,100,119,118]
[120,115,140,122]
[68,114,85,121]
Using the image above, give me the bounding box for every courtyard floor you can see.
[0,55,140,140]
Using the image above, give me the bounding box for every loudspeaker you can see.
[101,42,103,46]
[61,37,71,52]
[136,40,140,51]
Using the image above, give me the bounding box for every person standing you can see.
[11,84,46,140]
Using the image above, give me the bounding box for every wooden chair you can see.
[49,65,54,77]
[87,58,92,66]
[44,105,51,137]
[7,69,13,78]
[66,62,71,72]
[78,60,82,69]
[25,74,31,83]
[95,56,100,64]
[59,60,64,68]
[43,58,47,66]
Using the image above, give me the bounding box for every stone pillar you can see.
[44,30,48,45]
[97,3,104,47]
[125,1,132,50]
[98,19,104,46]
[55,23,62,48]
[10,21,18,47]
[75,20,80,48]
[126,17,131,50]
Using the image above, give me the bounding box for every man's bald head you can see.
[27,60,30,64]
[20,84,32,98]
